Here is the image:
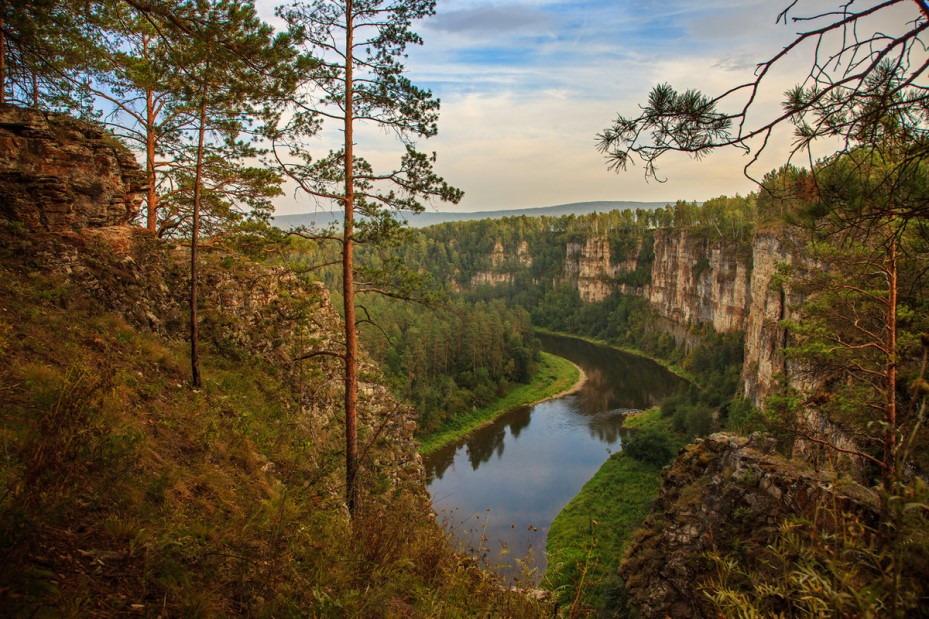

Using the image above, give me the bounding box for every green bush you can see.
[622,429,675,468]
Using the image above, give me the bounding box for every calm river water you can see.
[423,332,685,581]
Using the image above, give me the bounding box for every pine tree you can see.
[173,0,297,387]
[275,0,462,516]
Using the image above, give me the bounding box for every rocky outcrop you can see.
[516,240,532,267]
[469,240,533,288]
[196,251,338,364]
[618,433,879,618]
[470,270,514,287]
[0,105,145,232]
[562,236,646,302]
[564,237,615,302]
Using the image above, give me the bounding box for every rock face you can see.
[0,105,145,232]
[618,433,879,618]
[740,232,810,406]
[469,240,533,288]
[563,236,644,302]
[564,237,616,302]
[645,230,752,334]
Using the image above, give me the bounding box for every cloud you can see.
[259,0,925,216]
[428,6,552,33]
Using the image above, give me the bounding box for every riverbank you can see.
[545,408,688,611]
[534,328,695,384]
[418,352,584,456]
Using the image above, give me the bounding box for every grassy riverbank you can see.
[545,408,688,612]
[418,352,582,456]
[534,327,695,383]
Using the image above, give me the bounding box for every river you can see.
[423,332,685,581]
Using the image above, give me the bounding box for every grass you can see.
[544,408,688,613]
[622,407,689,452]
[534,327,696,383]
[417,352,581,456]
[0,229,554,617]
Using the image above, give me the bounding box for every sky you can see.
[256,0,922,215]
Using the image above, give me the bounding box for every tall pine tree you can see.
[275,0,462,516]
[174,0,297,387]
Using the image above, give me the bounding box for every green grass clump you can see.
[418,352,581,455]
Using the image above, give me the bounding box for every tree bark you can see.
[343,0,359,517]
[144,35,158,234]
[914,0,929,20]
[883,236,898,490]
[1,19,6,106]
[190,96,206,389]
[146,86,158,233]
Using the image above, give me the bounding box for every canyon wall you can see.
[645,230,752,335]
[474,228,805,407]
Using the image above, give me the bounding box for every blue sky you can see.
[259,0,922,214]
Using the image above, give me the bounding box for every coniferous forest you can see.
[2,1,929,617]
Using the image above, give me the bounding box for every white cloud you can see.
[260,0,928,215]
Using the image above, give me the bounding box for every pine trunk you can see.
[1,21,6,106]
[883,237,898,490]
[146,86,158,234]
[190,98,207,389]
[343,0,359,517]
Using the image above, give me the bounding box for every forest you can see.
[3,0,929,617]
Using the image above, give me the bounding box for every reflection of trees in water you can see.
[586,414,623,443]
[538,333,685,412]
[428,407,532,477]
[466,422,506,470]
[506,406,532,439]
[425,442,457,482]
[577,366,617,413]
[427,335,684,481]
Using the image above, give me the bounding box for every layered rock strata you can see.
[0,105,145,232]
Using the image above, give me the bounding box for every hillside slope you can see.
[0,106,547,617]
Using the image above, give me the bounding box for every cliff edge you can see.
[616,433,880,618]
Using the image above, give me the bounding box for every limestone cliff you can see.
[0,105,145,232]
[644,230,752,334]
[471,226,805,407]
[740,232,811,406]
[469,239,533,287]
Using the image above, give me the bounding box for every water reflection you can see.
[424,332,685,581]
[466,421,505,470]
[507,406,532,439]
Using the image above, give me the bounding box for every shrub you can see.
[622,430,675,468]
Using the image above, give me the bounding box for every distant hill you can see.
[272,200,675,230]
